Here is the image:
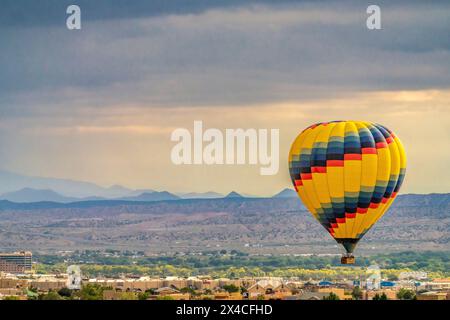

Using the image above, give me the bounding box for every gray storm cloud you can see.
[0,0,449,115]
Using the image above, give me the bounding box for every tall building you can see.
[0,251,32,273]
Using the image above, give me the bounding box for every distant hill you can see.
[224,191,244,199]
[0,187,216,203]
[273,188,297,198]
[0,188,106,203]
[0,188,78,203]
[179,192,223,199]
[120,191,180,202]
[391,193,450,208]
[102,185,137,198]
[127,189,155,196]
[0,170,135,198]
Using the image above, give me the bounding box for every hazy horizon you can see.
[1,168,449,198]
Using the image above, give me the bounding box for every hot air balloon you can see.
[288,121,406,264]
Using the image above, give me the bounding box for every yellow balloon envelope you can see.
[288,121,406,263]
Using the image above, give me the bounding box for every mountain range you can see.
[0,170,137,198]
[0,170,232,202]
[0,187,295,205]
[1,170,448,210]
[0,170,299,203]
[0,187,233,203]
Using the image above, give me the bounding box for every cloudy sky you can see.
[0,0,449,195]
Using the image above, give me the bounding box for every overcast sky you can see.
[0,0,449,195]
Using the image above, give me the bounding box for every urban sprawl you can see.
[0,251,449,301]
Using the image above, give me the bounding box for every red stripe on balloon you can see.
[300,173,312,180]
[327,160,344,167]
[362,147,377,154]
[344,154,362,160]
[311,166,326,173]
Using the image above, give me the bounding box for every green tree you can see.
[26,288,39,300]
[352,286,363,300]
[397,288,416,300]
[222,284,240,293]
[145,288,156,295]
[58,287,73,298]
[3,296,20,300]
[78,284,106,300]
[40,290,63,300]
[180,287,196,295]
[204,289,212,295]
[372,293,388,300]
[138,292,150,300]
[28,287,38,293]
[323,292,340,300]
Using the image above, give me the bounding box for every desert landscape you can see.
[0,193,448,255]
